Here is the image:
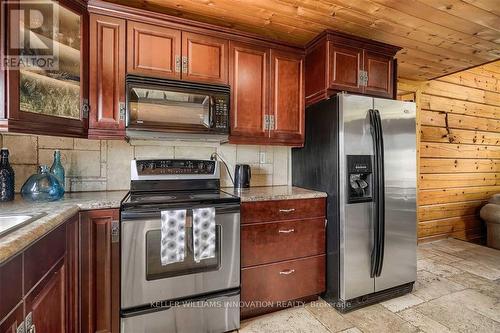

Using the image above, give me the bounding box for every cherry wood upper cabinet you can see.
[127,22,181,80]
[328,44,363,94]
[229,42,269,142]
[182,32,228,84]
[363,51,394,98]
[305,30,400,105]
[80,209,120,333]
[89,14,126,139]
[269,50,304,145]
[1,0,89,137]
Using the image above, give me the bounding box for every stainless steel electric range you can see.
[120,159,240,333]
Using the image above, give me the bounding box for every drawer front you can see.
[24,223,66,293]
[242,218,325,267]
[241,198,325,224]
[241,255,325,306]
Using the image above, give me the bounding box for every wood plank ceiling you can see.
[106,0,500,81]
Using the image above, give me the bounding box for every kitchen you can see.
[0,1,499,333]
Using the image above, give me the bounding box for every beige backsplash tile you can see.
[38,135,74,149]
[3,132,291,192]
[3,134,38,164]
[107,140,134,191]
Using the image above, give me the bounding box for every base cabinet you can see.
[240,198,326,318]
[0,215,78,333]
[80,209,120,333]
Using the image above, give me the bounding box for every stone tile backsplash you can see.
[0,133,291,192]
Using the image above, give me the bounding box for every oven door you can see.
[121,202,240,309]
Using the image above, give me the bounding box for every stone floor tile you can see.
[398,308,453,333]
[448,259,500,281]
[436,289,500,322]
[380,293,425,312]
[412,270,466,301]
[447,272,500,299]
[415,295,500,333]
[306,299,354,332]
[341,304,420,333]
[239,307,330,333]
[417,258,463,277]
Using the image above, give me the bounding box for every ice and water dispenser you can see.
[347,155,373,203]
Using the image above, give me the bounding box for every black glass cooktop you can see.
[122,189,239,207]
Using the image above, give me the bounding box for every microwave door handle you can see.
[209,96,215,129]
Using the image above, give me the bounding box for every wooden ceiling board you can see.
[105,0,500,80]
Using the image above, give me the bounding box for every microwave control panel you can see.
[214,96,229,131]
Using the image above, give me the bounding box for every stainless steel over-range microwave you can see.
[125,75,230,140]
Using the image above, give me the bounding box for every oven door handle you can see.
[121,205,240,220]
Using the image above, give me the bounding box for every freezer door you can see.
[339,94,376,300]
[373,98,417,292]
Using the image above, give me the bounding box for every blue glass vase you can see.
[21,165,65,202]
[50,150,65,190]
[0,148,15,202]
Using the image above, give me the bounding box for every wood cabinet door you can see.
[127,22,181,80]
[4,0,89,138]
[25,260,67,333]
[363,51,394,98]
[229,42,269,142]
[80,209,120,333]
[182,32,228,84]
[0,304,23,333]
[89,14,126,139]
[269,50,304,145]
[328,43,363,93]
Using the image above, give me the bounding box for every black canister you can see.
[0,148,15,202]
[234,164,251,188]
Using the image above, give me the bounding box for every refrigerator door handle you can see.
[368,109,379,278]
[374,109,386,277]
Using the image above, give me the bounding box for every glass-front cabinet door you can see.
[4,0,88,137]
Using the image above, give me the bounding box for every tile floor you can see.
[238,239,500,333]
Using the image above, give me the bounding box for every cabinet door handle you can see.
[119,103,126,122]
[279,269,295,275]
[278,228,295,234]
[16,321,24,333]
[279,208,295,213]
[175,56,181,73]
[182,56,188,74]
[111,220,120,243]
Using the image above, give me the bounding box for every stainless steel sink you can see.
[0,212,47,238]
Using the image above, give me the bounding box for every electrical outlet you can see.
[260,152,266,164]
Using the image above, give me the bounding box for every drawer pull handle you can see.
[279,269,295,275]
[279,208,295,213]
[278,228,295,234]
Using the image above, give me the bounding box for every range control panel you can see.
[136,159,216,175]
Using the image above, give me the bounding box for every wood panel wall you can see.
[399,61,500,243]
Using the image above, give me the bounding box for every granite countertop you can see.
[0,191,127,265]
[0,186,326,265]
[223,185,327,202]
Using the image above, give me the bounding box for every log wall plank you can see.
[405,61,500,243]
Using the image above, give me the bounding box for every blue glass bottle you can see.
[50,150,65,190]
[21,165,65,202]
[0,148,15,202]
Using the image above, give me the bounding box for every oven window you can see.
[128,86,211,128]
[145,225,221,280]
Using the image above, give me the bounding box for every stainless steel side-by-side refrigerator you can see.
[292,93,417,312]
